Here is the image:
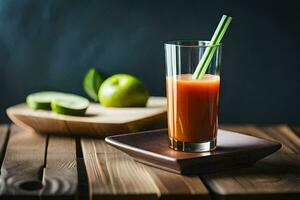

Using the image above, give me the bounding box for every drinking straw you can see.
[192,15,232,80]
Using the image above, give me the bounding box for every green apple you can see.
[98,74,149,107]
[83,68,105,102]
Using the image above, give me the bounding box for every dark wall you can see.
[1,0,300,123]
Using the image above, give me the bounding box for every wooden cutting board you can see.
[6,96,167,137]
[105,129,281,175]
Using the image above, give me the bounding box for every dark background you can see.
[1,0,300,123]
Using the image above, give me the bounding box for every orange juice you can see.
[166,74,220,142]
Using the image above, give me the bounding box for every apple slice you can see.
[27,91,89,116]
[26,91,67,110]
[51,94,89,116]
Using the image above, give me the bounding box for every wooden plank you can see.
[220,124,300,153]
[0,125,9,166]
[257,125,300,153]
[0,125,47,199]
[81,139,158,200]
[202,153,300,200]
[81,138,210,200]
[41,135,78,199]
[145,166,210,200]
[203,125,300,200]
[290,126,300,138]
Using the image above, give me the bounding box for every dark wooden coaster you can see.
[105,129,281,175]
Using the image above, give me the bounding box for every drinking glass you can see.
[165,40,222,152]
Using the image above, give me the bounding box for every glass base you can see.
[169,137,217,152]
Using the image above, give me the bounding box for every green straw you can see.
[192,15,232,80]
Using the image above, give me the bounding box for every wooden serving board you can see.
[7,96,167,137]
[105,129,281,175]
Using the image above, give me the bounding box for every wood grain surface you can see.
[0,124,299,200]
[0,125,79,200]
[0,125,9,166]
[41,136,78,199]
[81,138,209,200]
[202,125,300,200]
[144,166,209,200]
[220,125,300,153]
[7,97,167,137]
[290,126,300,139]
[0,125,47,199]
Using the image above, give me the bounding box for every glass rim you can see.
[164,40,222,48]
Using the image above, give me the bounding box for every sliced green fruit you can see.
[83,68,105,102]
[26,91,67,110]
[27,91,90,116]
[51,94,89,116]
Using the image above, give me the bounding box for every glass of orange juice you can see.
[165,40,221,152]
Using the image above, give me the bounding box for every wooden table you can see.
[0,124,299,199]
